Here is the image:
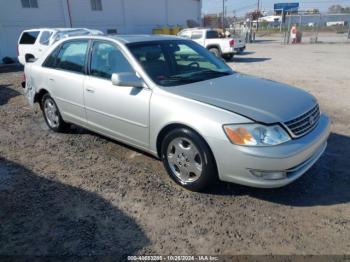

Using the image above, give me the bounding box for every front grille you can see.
[284,104,320,138]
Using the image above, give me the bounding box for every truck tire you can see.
[208,47,220,58]
[223,53,234,61]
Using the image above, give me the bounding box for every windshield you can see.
[127,40,233,87]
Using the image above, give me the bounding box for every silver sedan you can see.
[23,35,330,191]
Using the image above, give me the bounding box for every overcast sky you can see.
[202,0,350,16]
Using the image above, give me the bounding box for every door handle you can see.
[85,88,95,93]
[49,78,55,82]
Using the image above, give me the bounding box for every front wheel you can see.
[161,128,217,191]
[41,93,69,132]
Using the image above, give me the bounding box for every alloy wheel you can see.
[44,98,59,129]
[166,137,203,184]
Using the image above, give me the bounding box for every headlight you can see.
[223,123,291,146]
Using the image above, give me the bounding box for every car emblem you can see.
[309,115,315,125]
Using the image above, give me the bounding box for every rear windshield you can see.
[206,30,219,39]
[20,31,40,44]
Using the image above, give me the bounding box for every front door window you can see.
[90,42,134,79]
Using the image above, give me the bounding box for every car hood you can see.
[161,73,317,124]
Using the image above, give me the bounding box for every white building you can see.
[0,0,202,61]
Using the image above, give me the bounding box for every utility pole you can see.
[222,0,225,33]
[256,0,260,31]
[66,0,72,28]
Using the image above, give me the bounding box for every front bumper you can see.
[210,114,330,188]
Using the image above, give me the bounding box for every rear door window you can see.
[191,31,203,40]
[206,30,219,39]
[55,41,88,73]
[179,31,191,39]
[19,31,40,44]
[43,46,61,68]
[39,31,53,45]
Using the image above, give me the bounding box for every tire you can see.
[208,47,220,58]
[41,93,69,132]
[223,53,234,61]
[161,127,217,191]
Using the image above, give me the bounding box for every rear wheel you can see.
[223,53,234,61]
[208,47,220,58]
[41,93,69,132]
[161,128,217,191]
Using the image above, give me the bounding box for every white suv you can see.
[17,28,103,64]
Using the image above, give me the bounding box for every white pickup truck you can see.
[177,28,246,60]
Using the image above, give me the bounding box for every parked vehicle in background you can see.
[17,28,103,64]
[177,28,246,60]
[23,34,330,191]
[326,21,346,27]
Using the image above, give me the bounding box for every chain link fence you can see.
[282,13,350,44]
[255,13,350,44]
[227,13,350,44]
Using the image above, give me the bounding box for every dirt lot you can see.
[0,41,349,257]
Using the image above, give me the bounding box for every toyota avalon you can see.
[23,35,330,191]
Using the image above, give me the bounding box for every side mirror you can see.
[25,54,36,63]
[111,73,145,88]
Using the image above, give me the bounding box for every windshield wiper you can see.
[159,75,194,84]
[170,70,231,79]
[160,70,232,86]
[189,69,232,78]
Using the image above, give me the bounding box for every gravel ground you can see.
[0,41,349,257]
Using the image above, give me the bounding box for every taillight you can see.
[17,44,19,56]
[229,39,235,47]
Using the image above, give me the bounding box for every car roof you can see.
[181,28,213,31]
[23,28,94,33]
[62,34,182,44]
[110,34,181,43]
